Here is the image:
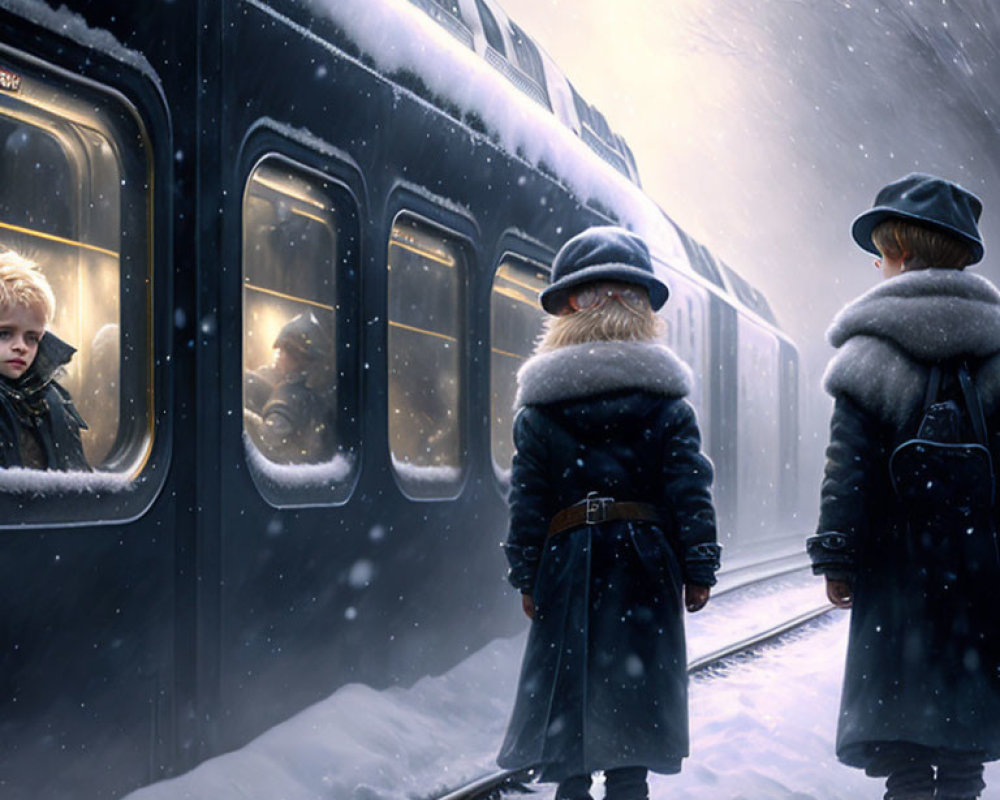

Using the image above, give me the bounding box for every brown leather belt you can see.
[548,493,666,538]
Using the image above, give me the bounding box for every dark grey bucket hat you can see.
[851,172,984,264]
[539,226,669,314]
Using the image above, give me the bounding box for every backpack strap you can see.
[923,365,943,411]
[957,361,989,447]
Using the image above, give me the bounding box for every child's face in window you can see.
[0,303,46,380]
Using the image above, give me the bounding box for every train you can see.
[0,0,800,796]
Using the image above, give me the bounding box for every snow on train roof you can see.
[296,0,693,276]
[3,0,158,81]
[5,0,778,320]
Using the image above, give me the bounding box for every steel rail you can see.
[687,603,834,673]
[435,768,535,800]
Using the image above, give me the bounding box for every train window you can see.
[676,231,722,290]
[750,287,778,326]
[242,157,356,499]
[589,106,613,141]
[476,0,506,54]
[720,261,775,323]
[490,256,547,479]
[569,83,592,129]
[0,61,151,480]
[693,244,725,289]
[388,215,467,499]
[569,83,609,143]
[508,21,547,92]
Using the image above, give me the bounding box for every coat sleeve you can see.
[503,408,551,593]
[660,399,720,587]
[809,394,885,580]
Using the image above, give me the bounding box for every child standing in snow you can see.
[810,173,1000,800]
[0,250,88,471]
[497,226,720,800]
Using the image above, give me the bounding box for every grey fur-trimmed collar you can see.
[827,268,1000,360]
[824,269,1000,429]
[515,340,692,408]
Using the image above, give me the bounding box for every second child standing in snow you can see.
[497,226,720,800]
[810,173,1000,800]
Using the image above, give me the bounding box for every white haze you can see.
[499,0,1000,490]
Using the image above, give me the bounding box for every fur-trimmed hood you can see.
[824,268,1000,429]
[515,340,692,408]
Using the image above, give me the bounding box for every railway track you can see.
[436,768,537,800]
[433,568,833,800]
[687,602,833,673]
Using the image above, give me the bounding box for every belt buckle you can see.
[584,491,614,525]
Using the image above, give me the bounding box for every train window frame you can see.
[0,43,165,527]
[239,152,362,508]
[488,250,548,486]
[719,260,762,317]
[475,0,506,55]
[694,244,726,290]
[507,20,547,92]
[673,228,725,291]
[386,210,471,502]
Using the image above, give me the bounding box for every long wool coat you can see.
[810,268,1000,769]
[497,340,719,781]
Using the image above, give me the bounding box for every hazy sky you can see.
[498,0,781,251]
[496,0,1000,383]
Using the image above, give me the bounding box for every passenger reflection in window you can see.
[389,363,457,467]
[0,251,89,471]
[244,312,336,464]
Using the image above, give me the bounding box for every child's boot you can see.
[555,774,592,800]
[883,762,934,800]
[936,756,985,800]
[603,767,648,800]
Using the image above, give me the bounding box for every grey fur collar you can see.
[515,340,692,408]
[827,268,1000,360]
[824,269,1000,429]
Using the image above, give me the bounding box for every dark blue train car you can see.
[0,0,799,796]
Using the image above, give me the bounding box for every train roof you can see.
[6,0,786,334]
[296,0,786,333]
[3,0,158,79]
[296,1,688,261]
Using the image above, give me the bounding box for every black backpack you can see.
[889,362,995,513]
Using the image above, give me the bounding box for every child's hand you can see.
[685,583,710,612]
[826,578,853,608]
[521,592,536,619]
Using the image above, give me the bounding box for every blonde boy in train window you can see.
[0,250,89,471]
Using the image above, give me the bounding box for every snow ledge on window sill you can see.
[244,436,355,489]
[0,467,135,494]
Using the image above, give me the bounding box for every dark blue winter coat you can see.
[0,330,88,471]
[810,269,1000,769]
[497,341,719,781]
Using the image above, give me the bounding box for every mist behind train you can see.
[500,0,1000,525]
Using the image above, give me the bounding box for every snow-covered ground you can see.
[122,572,1000,800]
